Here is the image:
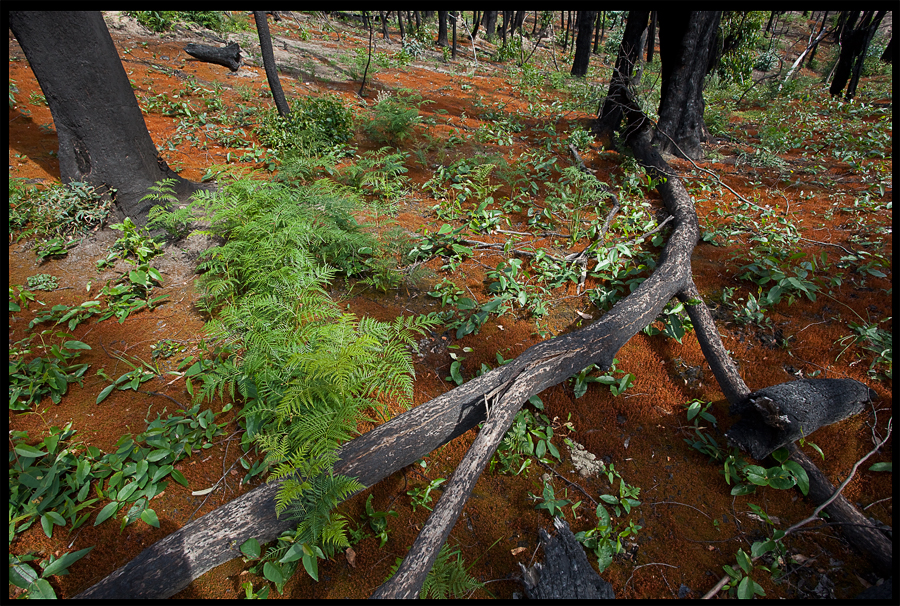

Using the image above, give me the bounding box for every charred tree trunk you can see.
[879,36,893,63]
[437,11,449,47]
[8,11,205,225]
[184,42,242,71]
[653,11,722,160]
[520,518,615,599]
[571,10,598,77]
[483,10,498,41]
[646,11,657,63]
[379,11,390,41]
[451,11,458,59]
[593,11,650,145]
[831,10,886,100]
[253,11,290,120]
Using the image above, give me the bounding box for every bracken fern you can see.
[176,175,438,567]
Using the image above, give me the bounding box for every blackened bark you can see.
[788,446,893,576]
[437,10,449,47]
[646,11,657,63]
[184,42,242,71]
[521,518,615,599]
[593,12,602,54]
[594,11,650,144]
[571,10,598,77]
[397,9,405,40]
[8,11,205,225]
[379,11,390,41]
[653,11,722,160]
[451,11,458,59]
[253,11,290,120]
[844,11,886,99]
[725,379,875,460]
[484,10,498,40]
[879,35,892,63]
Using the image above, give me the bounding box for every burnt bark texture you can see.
[253,11,290,119]
[829,10,887,100]
[483,10,498,40]
[788,446,893,576]
[8,11,205,225]
[653,11,722,160]
[437,11,449,47]
[571,10,598,77]
[726,379,875,460]
[184,42,242,71]
[594,11,650,145]
[520,517,615,599]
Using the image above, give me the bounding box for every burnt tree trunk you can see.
[828,11,887,99]
[653,11,722,160]
[483,10,498,41]
[8,11,205,225]
[437,11,449,47]
[184,42,242,71]
[646,11,657,63]
[520,517,615,599]
[571,10,598,77]
[253,11,290,119]
[594,11,650,145]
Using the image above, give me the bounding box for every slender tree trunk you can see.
[805,10,829,67]
[571,11,598,77]
[397,9,405,41]
[842,11,886,99]
[7,11,205,224]
[484,10,498,40]
[471,10,481,40]
[451,11,458,59]
[379,10,390,41]
[593,12,601,53]
[253,12,290,120]
[437,11,448,47]
[646,11,657,63]
[594,11,650,143]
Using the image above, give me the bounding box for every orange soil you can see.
[8,12,892,600]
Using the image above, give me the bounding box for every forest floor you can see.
[8,11,892,600]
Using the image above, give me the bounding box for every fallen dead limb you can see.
[702,416,892,599]
[77,77,887,604]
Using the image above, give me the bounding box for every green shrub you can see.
[255,95,354,156]
[364,92,425,146]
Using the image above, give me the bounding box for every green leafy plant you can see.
[8,331,91,409]
[567,453,642,573]
[9,180,111,241]
[26,273,59,291]
[35,236,78,260]
[684,400,810,496]
[362,494,398,547]
[570,358,635,399]
[407,477,446,512]
[364,91,427,146]
[9,547,94,599]
[387,542,484,599]
[491,397,563,475]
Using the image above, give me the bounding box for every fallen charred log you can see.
[184,42,241,71]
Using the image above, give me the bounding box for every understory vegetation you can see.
[9,10,892,600]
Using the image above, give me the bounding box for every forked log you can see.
[77,84,888,603]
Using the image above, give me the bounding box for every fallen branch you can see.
[702,416,893,599]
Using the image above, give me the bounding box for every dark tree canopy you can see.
[8,11,205,224]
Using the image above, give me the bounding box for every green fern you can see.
[388,543,485,599]
[180,174,438,570]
